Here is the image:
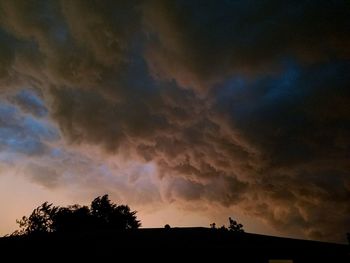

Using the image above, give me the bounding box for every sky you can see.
[0,0,349,243]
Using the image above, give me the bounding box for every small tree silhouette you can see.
[228,217,244,232]
[13,194,141,236]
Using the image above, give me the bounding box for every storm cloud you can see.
[0,0,349,242]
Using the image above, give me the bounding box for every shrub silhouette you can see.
[228,217,244,232]
[13,194,140,235]
[209,217,245,233]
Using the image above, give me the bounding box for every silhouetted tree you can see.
[14,202,58,235]
[228,217,244,232]
[52,205,92,233]
[13,195,141,235]
[164,224,171,229]
[91,195,141,230]
[210,223,216,229]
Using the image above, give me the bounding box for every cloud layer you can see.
[0,0,349,242]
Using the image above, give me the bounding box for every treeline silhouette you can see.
[210,217,245,232]
[2,195,349,262]
[12,194,140,235]
[13,193,245,237]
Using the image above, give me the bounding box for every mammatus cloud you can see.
[0,0,349,242]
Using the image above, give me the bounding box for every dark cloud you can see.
[215,61,350,166]
[0,29,15,81]
[213,59,350,241]
[0,0,349,242]
[144,0,350,91]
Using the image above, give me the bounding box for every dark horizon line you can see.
[4,226,345,246]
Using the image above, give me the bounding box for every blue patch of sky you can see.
[6,137,47,156]
[49,148,63,158]
[0,91,60,156]
[22,115,58,140]
[13,90,48,117]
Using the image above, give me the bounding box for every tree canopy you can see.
[228,217,244,232]
[13,195,141,235]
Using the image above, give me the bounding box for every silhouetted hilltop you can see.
[1,227,349,262]
[3,197,349,261]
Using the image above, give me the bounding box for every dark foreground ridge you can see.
[1,227,349,262]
